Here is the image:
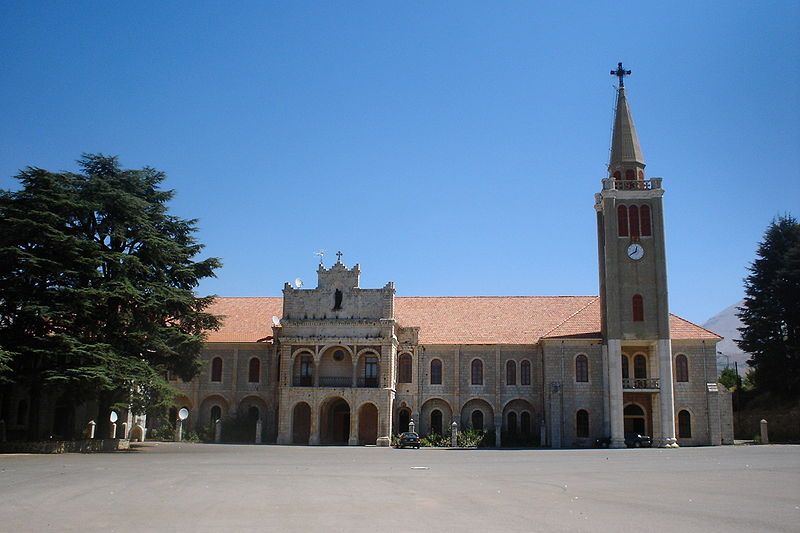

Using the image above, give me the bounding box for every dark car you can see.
[398,432,421,449]
[624,432,652,448]
[593,433,653,448]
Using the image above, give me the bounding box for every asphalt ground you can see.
[1,443,798,533]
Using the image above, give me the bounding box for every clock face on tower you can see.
[627,243,644,261]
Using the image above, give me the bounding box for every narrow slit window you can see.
[618,205,629,237]
[632,294,644,322]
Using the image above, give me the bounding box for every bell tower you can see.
[595,63,677,448]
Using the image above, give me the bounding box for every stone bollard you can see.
[0,420,6,443]
[409,418,415,434]
[215,419,222,443]
[109,422,117,439]
[122,422,128,439]
[760,419,769,444]
[174,419,183,442]
[87,420,96,439]
[255,419,262,444]
[451,421,458,448]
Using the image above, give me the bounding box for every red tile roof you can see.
[205,295,720,344]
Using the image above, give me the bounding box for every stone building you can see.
[169,74,733,448]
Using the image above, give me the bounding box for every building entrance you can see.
[321,398,350,444]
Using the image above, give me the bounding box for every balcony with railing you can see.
[318,376,354,388]
[602,178,662,191]
[357,377,379,388]
[622,378,660,391]
[292,375,313,387]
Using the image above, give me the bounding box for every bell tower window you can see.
[640,205,652,236]
[618,205,629,237]
[632,294,644,322]
[629,205,640,237]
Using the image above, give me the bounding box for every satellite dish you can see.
[271,316,281,327]
[294,278,303,288]
[109,411,118,423]
[178,407,189,421]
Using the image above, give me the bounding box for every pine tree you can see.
[736,215,800,399]
[0,155,221,438]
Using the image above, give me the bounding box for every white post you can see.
[215,419,222,443]
[409,418,415,434]
[451,421,458,448]
[109,423,117,439]
[174,419,182,442]
[760,419,769,444]
[87,420,96,439]
[657,339,678,447]
[121,422,128,439]
[255,419,263,444]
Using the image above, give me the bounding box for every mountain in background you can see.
[702,300,750,375]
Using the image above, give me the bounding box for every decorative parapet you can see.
[601,177,662,191]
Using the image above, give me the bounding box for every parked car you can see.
[624,432,652,448]
[593,433,653,448]
[398,432,421,449]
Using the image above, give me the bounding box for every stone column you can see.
[494,414,502,448]
[348,405,359,446]
[174,419,183,442]
[549,384,561,448]
[255,419,263,444]
[601,344,610,437]
[309,401,320,445]
[607,339,625,448]
[657,339,677,447]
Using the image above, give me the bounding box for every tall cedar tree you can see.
[737,215,800,399]
[0,155,220,439]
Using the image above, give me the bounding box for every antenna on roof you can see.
[271,316,281,327]
[294,278,303,289]
[314,250,325,265]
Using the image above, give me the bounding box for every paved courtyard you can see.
[1,444,798,532]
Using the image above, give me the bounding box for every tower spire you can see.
[608,62,645,179]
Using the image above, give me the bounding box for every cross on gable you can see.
[611,62,632,87]
[336,251,343,262]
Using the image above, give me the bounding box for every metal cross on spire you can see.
[611,62,632,87]
[336,251,343,263]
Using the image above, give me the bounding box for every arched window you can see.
[399,409,410,433]
[471,359,483,385]
[625,169,635,181]
[430,359,442,385]
[632,294,644,322]
[618,205,629,237]
[629,205,640,237]
[506,360,516,385]
[520,412,531,435]
[210,405,222,423]
[507,412,518,434]
[638,170,644,180]
[634,354,647,379]
[678,410,692,438]
[16,399,28,426]
[248,357,261,383]
[431,409,443,435]
[248,406,260,421]
[521,360,531,386]
[471,410,484,430]
[398,353,412,383]
[211,357,223,382]
[675,354,689,382]
[576,409,589,438]
[575,354,589,382]
[621,354,629,379]
[613,170,621,180]
[640,205,652,236]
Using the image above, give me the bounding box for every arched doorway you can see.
[398,408,411,433]
[292,402,311,445]
[320,397,350,444]
[624,403,647,434]
[358,403,379,445]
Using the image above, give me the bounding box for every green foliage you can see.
[718,367,740,391]
[420,432,449,447]
[737,214,800,399]
[148,418,176,441]
[0,154,221,435]
[457,429,485,448]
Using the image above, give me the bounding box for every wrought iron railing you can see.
[292,376,313,387]
[318,376,352,388]
[622,378,660,390]
[357,377,379,388]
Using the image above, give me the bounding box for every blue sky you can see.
[1,2,798,325]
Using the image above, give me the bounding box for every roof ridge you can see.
[540,296,601,338]
[396,295,598,299]
[669,312,723,339]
